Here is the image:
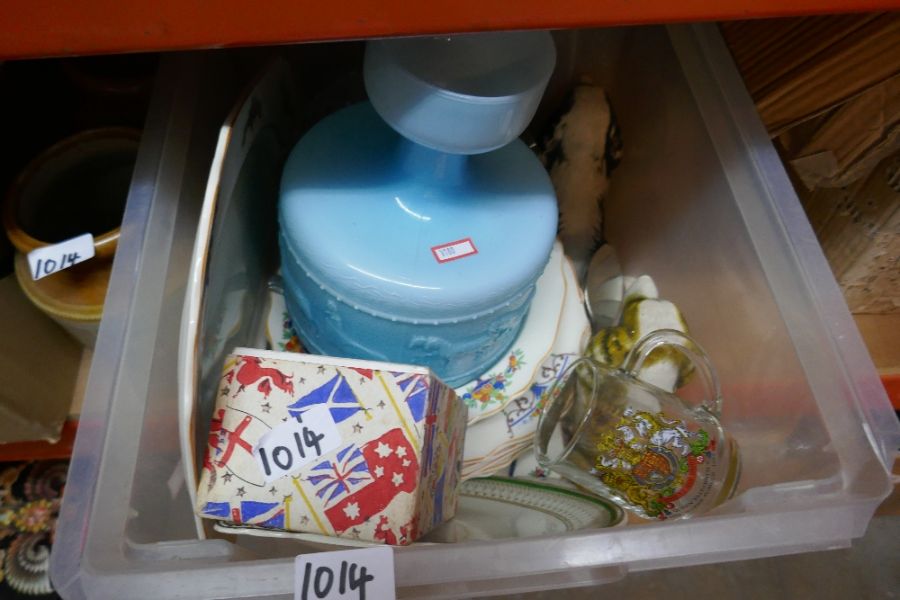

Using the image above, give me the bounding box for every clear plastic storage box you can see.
[50,24,900,600]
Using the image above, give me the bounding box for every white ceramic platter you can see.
[214,476,623,547]
[423,477,623,542]
[178,59,301,538]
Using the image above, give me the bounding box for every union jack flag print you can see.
[288,372,365,423]
[306,444,372,504]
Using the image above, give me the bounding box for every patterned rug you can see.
[0,461,66,599]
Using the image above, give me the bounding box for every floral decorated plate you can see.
[462,254,590,479]
[455,242,565,424]
[265,280,305,353]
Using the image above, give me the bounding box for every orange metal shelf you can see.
[0,420,78,463]
[884,374,900,411]
[3,0,900,59]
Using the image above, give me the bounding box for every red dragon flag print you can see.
[196,348,468,545]
[226,355,295,398]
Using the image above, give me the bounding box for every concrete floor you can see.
[497,516,899,599]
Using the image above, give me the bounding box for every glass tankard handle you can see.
[620,329,723,416]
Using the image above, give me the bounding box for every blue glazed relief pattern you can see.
[278,102,557,385]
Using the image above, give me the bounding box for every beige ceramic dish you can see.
[3,128,140,346]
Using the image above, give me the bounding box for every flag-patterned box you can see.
[195,348,467,545]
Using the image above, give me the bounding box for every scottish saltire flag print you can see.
[195,351,467,545]
[288,372,365,423]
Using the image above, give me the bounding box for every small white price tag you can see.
[27,233,95,280]
[254,404,342,483]
[431,237,478,264]
[295,547,395,600]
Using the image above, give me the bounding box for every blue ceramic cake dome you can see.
[279,31,558,386]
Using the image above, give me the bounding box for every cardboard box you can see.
[798,151,899,314]
[788,75,900,190]
[721,14,900,135]
[195,348,466,545]
[0,275,82,443]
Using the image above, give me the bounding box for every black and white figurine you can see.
[541,84,622,283]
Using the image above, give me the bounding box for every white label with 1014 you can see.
[295,547,395,600]
[253,404,342,483]
[27,233,96,280]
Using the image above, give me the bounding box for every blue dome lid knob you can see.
[364,31,556,155]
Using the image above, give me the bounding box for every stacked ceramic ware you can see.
[277,32,559,389]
